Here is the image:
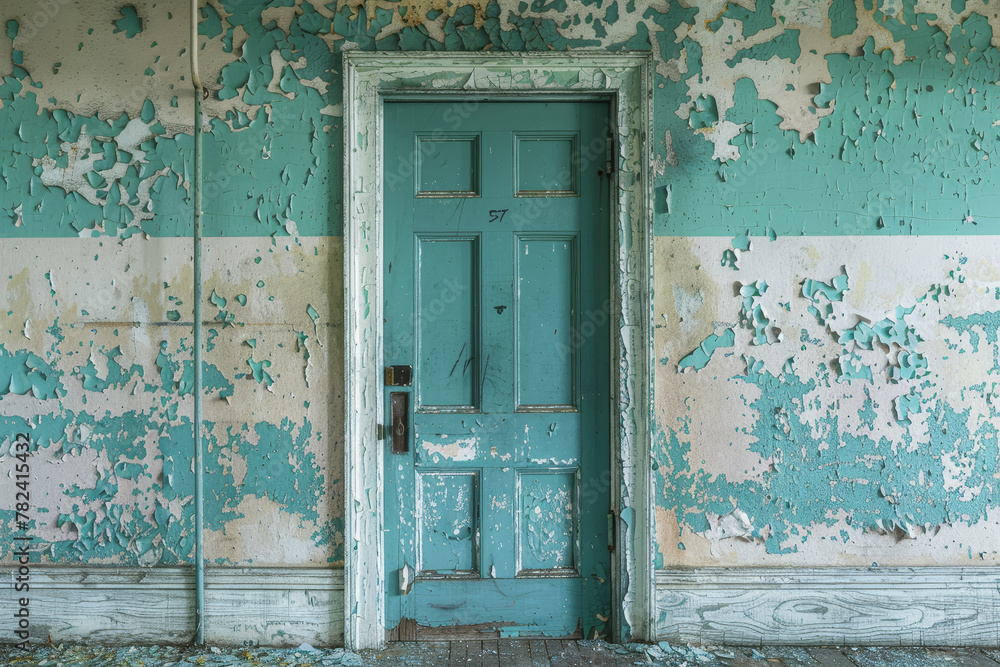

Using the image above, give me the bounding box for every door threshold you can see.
[387,618,584,642]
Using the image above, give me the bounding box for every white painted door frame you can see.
[342,50,653,650]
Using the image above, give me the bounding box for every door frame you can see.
[343,51,653,650]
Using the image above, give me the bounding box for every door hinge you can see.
[399,562,415,596]
[605,135,616,176]
[607,510,616,554]
[376,423,385,440]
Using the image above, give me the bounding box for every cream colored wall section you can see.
[654,235,1000,568]
[7,2,192,132]
[0,237,344,567]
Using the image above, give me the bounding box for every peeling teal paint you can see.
[942,312,1000,373]
[245,340,274,386]
[688,95,719,131]
[306,304,320,339]
[859,387,878,429]
[841,305,920,351]
[727,29,800,66]
[720,249,738,270]
[199,5,224,40]
[802,273,849,303]
[803,271,849,326]
[0,403,334,564]
[153,340,232,397]
[894,389,922,426]
[75,346,143,392]
[829,0,859,37]
[295,331,311,388]
[713,0,776,38]
[658,357,1000,555]
[677,329,735,372]
[155,341,192,395]
[0,344,64,399]
[837,352,873,383]
[113,6,144,39]
[838,305,928,382]
[0,38,194,238]
[739,280,771,345]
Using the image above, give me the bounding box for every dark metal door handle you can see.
[390,392,409,454]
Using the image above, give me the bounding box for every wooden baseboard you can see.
[2,566,344,646]
[656,567,1000,646]
[11,564,995,646]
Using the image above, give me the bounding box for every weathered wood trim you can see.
[656,567,1000,646]
[343,51,654,650]
[1,566,344,646]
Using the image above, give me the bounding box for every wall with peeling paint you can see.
[656,237,1000,567]
[1,235,344,567]
[2,0,1000,644]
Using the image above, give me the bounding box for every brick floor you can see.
[1,641,999,666]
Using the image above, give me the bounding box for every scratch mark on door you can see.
[448,342,467,378]
[480,352,491,401]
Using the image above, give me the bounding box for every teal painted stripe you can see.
[3,7,999,239]
[0,12,343,240]
[0,80,343,237]
[656,18,1000,237]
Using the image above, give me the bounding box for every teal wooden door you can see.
[384,101,611,639]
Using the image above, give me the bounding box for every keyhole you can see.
[494,305,507,314]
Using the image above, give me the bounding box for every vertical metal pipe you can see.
[190,0,205,646]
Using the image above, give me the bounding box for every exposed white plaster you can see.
[777,0,826,28]
[422,438,477,462]
[204,495,324,565]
